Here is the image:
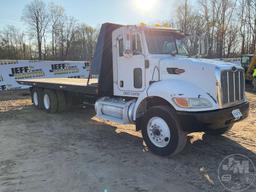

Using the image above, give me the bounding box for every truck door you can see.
[117,32,145,94]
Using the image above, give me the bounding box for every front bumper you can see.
[176,102,249,132]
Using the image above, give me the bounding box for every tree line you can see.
[175,0,256,58]
[0,0,98,61]
[0,0,255,61]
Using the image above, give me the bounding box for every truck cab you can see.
[95,24,249,155]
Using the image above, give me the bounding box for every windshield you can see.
[145,30,188,56]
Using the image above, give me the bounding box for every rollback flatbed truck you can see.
[18,23,249,156]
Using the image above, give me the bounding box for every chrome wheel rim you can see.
[43,94,50,110]
[147,117,171,148]
[33,92,39,106]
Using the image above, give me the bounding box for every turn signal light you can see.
[174,68,185,74]
[173,98,189,108]
[167,68,185,75]
[173,97,213,108]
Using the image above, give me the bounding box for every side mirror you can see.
[123,49,133,58]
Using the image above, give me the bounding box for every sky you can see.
[0,0,179,30]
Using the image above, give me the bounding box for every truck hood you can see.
[156,55,241,71]
[151,55,242,99]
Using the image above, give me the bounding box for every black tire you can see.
[31,87,44,109]
[56,91,67,112]
[42,89,58,113]
[205,125,233,136]
[141,106,187,156]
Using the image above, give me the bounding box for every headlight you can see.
[173,97,212,108]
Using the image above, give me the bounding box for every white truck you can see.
[18,23,249,156]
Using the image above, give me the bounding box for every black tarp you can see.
[91,23,122,96]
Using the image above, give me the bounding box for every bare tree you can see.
[226,24,239,57]
[239,0,256,54]
[64,17,77,58]
[176,0,190,34]
[176,0,204,55]
[49,3,64,58]
[175,0,240,58]
[56,16,77,59]
[78,24,97,60]
[22,0,49,60]
[0,25,31,59]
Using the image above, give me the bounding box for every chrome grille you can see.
[220,69,245,106]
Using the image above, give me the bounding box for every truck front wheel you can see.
[141,106,187,156]
[43,90,58,113]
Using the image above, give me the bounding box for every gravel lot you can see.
[0,90,255,192]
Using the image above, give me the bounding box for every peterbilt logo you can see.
[231,66,238,72]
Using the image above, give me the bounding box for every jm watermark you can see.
[218,154,256,192]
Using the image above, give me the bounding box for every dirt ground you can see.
[0,90,255,192]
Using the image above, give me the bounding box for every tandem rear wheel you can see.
[31,88,67,113]
[42,89,58,113]
[31,87,44,109]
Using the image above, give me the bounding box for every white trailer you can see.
[18,23,249,156]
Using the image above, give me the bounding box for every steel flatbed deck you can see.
[18,78,98,95]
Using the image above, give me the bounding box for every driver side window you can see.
[163,41,176,54]
[132,33,142,55]
[118,38,124,57]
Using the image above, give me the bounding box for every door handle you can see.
[145,60,149,68]
[120,81,124,87]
